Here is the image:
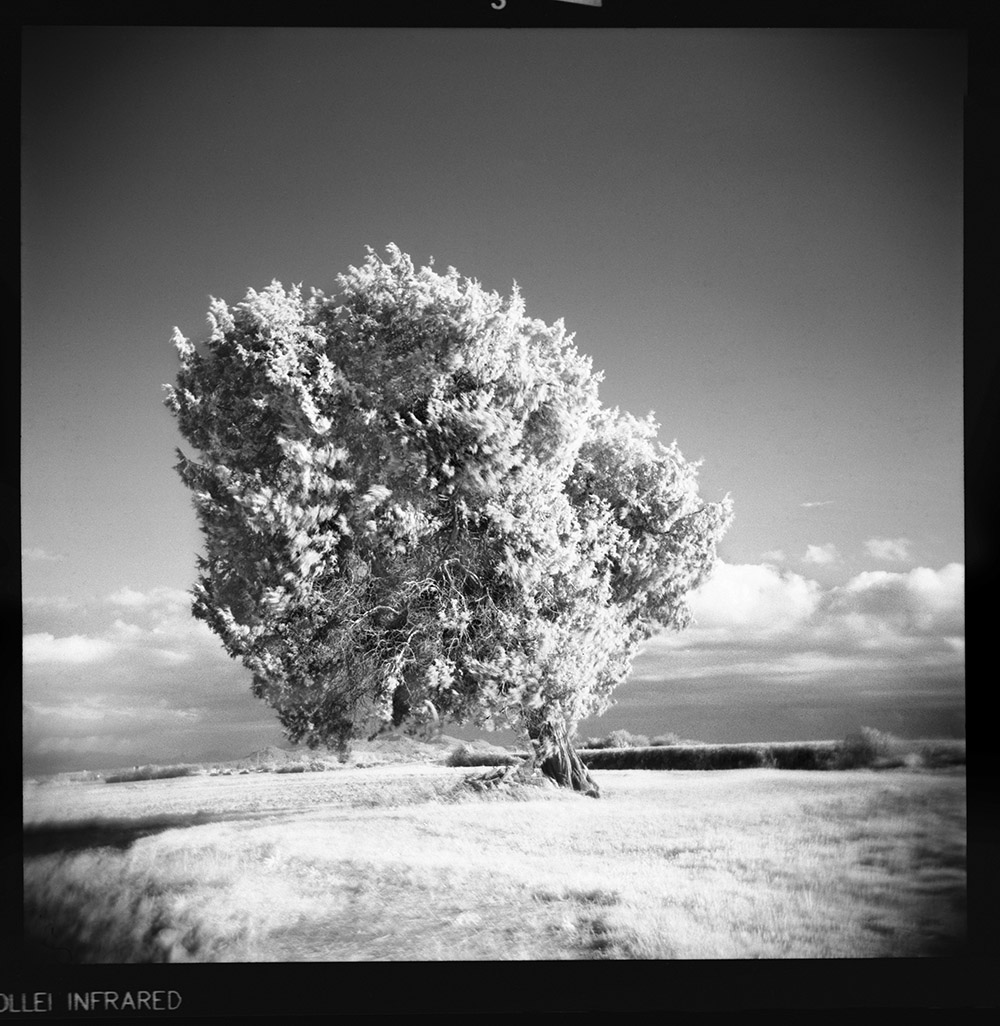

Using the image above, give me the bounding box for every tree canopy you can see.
[165,245,732,791]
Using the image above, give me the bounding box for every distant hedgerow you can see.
[582,744,764,770]
[579,741,843,771]
[917,738,965,768]
[577,735,965,772]
[105,765,197,784]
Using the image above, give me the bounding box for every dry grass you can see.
[23,765,965,962]
[445,744,523,768]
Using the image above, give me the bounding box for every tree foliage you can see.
[165,245,732,778]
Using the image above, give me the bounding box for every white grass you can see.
[24,766,965,961]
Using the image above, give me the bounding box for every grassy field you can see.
[23,761,965,961]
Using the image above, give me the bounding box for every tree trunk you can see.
[527,719,600,798]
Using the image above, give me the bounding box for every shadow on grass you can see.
[23,810,258,857]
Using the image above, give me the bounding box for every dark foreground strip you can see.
[23,809,272,857]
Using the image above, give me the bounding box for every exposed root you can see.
[463,761,556,796]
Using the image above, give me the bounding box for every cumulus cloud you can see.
[107,586,191,610]
[824,563,964,637]
[105,586,150,607]
[151,648,193,666]
[803,543,840,565]
[23,584,253,773]
[640,560,964,690]
[23,633,116,665]
[24,697,203,726]
[25,589,211,668]
[761,549,786,564]
[685,561,820,635]
[864,537,912,562]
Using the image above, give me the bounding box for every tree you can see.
[165,245,732,795]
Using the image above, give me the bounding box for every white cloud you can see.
[23,633,117,665]
[22,547,63,562]
[110,618,146,640]
[826,563,964,637]
[24,698,203,726]
[26,588,225,673]
[25,700,134,722]
[638,560,964,697]
[106,586,149,607]
[800,501,833,508]
[686,561,820,633]
[864,537,912,562]
[151,648,193,665]
[23,584,234,755]
[23,585,276,773]
[803,543,840,565]
[761,549,785,563]
[106,586,190,610]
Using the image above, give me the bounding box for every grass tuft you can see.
[445,745,523,768]
[832,729,965,771]
[649,733,682,747]
[579,730,652,750]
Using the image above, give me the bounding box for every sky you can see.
[21,26,965,775]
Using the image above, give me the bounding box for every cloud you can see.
[864,537,912,562]
[800,501,833,508]
[24,697,203,727]
[22,547,64,562]
[824,563,964,637]
[23,664,274,774]
[761,549,785,563]
[151,648,193,666]
[107,586,191,610]
[23,633,117,665]
[106,586,150,607]
[24,588,211,667]
[23,584,247,771]
[685,561,820,635]
[803,543,840,565]
[639,561,964,693]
